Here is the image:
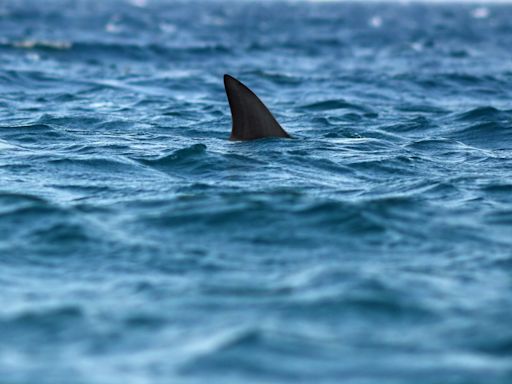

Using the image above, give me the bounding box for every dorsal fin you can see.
[224,74,290,141]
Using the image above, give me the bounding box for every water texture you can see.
[1,1,512,383]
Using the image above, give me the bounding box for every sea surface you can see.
[1,0,512,383]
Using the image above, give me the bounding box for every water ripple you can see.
[1,1,512,384]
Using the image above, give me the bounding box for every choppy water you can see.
[1,0,512,383]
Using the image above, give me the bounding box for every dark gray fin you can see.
[224,74,290,141]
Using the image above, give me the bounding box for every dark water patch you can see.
[300,99,373,114]
[93,120,139,131]
[0,131,72,145]
[0,123,67,144]
[133,197,284,232]
[397,104,450,115]
[137,143,270,177]
[482,183,512,194]
[476,336,512,356]
[0,305,86,345]
[484,210,512,226]
[0,123,54,133]
[296,157,353,176]
[0,198,94,253]
[382,116,434,134]
[36,114,103,129]
[47,156,141,174]
[122,312,168,330]
[448,122,512,150]
[441,72,490,85]
[293,200,388,237]
[455,106,512,122]
[348,155,425,178]
[403,138,481,164]
[50,183,113,196]
[139,144,207,168]
[406,138,457,151]
[327,280,434,320]
[245,69,303,85]
[0,69,62,89]
[0,192,50,216]
[480,184,512,204]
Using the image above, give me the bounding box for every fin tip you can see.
[224,73,235,83]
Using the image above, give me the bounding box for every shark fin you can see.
[224,74,290,141]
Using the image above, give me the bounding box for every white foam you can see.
[472,7,490,18]
[370,16,383,28]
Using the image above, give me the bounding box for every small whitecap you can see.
[159,23,177,34]
[472,7,489,19]
[106,15,123,33]
[129,0,147,7]
[160,69,195,79]
[13,40,71,50]
[91,102,115,110]
[411,42,423,52]
[14,40,36,48]
[27,52,40,61]
[13,40,71,49]
[369,16,382,28]
[105,23,122,33]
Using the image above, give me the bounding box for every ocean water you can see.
[1,0,512,383]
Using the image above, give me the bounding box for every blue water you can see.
[1,0,512,383]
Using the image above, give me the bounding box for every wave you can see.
[449,122,512,150]
[454,106,512,122]
[2,1,512,382]
[140,144,207,167]
[0,305,86,346]
[8,40,72,50]
[300,99,373,113]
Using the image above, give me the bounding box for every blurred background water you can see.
[1,0,512,383]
